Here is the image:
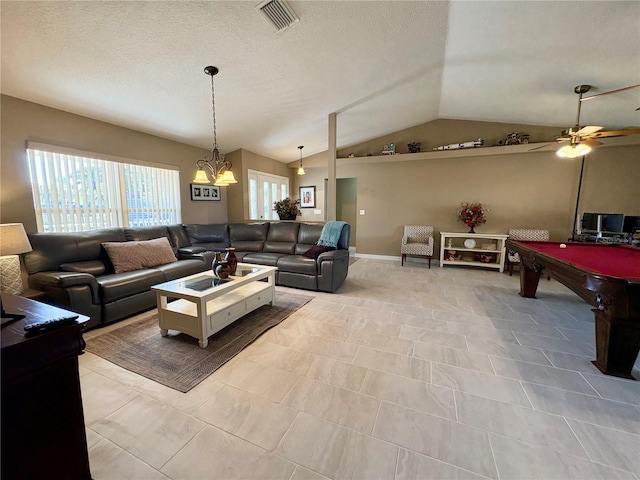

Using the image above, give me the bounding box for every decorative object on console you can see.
[273,197,301,220]
[407,142,421,153]
[434,138,483,151]
[299,186,315,208]
[382,143,395,155]
[458,202,487,233]
[296,145,305,175]
[0,223,33,295]
[496,132,529,146]
[464,238,477,249]
[225,247,238,275]
[192,66,237,186]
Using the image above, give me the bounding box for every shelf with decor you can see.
[439,232,508,272]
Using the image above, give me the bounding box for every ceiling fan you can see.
[554,84,640,158]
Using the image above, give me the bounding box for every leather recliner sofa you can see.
[24,222,351,329]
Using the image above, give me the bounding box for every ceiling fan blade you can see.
[582,139,603,148]
[580,84,640,102]
[576,125,603,136]
[589,128,640,139]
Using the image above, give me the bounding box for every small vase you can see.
[278,213,297,221]
[212,251,224,279]
[215,261,231,279]
[468,225,476,234]
[225,247,237,276]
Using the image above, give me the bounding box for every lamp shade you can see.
[0,223,32,256]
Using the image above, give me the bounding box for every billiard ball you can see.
[560,243,567,249]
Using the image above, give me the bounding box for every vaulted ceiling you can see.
[2,1,639,163]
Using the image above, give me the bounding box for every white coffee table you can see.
[152,263,277,348]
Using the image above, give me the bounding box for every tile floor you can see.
[80,258,640,479]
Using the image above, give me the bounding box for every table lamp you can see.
[0,223,33,295]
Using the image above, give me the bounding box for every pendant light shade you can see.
[193,66,235,185]
[297,145,305,175]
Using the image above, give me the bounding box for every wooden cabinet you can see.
[439,232,508,272]
[1,293,91,480]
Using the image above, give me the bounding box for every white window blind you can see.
[27,143,181,232]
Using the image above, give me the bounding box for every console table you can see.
[440,232,508,272]
[1,293,91,480]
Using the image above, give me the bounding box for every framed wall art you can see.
[299,186,316,208]
[190,184,220,201]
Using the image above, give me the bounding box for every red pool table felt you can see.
[517,242,640,280]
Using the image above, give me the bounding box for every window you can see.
[27,142,181,232]
[247,169,289,220]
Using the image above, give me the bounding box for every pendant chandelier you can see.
[193,66,236,186]
[296,145,305,175]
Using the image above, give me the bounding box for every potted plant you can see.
[273,197,301,220]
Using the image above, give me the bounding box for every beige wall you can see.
[3,96,638,259]
[0,95,228,232]
[291,119,640,255]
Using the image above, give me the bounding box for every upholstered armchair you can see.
[401,225,434,268]
[507,228,550,276]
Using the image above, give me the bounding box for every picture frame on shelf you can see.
[190,184,220,201]
[299,186,316,208]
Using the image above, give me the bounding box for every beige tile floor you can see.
[80,258,640,479]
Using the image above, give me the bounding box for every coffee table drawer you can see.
[209,301,246,330]
[246,289,270,310]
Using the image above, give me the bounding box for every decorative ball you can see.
[560,243,567,249]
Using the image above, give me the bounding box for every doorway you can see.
[325,178,357,247]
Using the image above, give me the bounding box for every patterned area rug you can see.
[85,292,312,392]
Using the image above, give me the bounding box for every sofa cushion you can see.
[242,252,285,267]
[153,259,209,281]
[60,260,107,276]
[229,223,269,252]
[302,245,336,259]
[264,222,299,254]
[102,237,177,273]
[184,224,229,247]
[276,255,318,275]
[97,269,165,303]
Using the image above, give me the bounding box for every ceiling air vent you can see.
[256,0,299,32]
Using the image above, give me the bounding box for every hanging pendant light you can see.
[296,145,305,175]
[193,66,236,186]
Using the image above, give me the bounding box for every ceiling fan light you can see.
[193,168,210,184]
[556,143,591,159]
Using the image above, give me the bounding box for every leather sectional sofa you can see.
[24,222,350,329]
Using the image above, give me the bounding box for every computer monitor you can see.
[581,213,625,235]
[623,215,640,233]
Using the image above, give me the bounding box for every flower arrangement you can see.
[458,202,487,233]
[273,197,301,220]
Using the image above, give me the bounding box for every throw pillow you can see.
[102,237,177,273]
[303,244,335,259]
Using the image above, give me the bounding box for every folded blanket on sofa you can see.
[317,221,347,247]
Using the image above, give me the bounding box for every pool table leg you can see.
[592,310,639,380]
[518,264,542,298]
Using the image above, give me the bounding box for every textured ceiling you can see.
[2,1,639,163]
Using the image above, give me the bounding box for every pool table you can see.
[505,240,640,379]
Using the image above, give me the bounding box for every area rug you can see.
[85,291,313,392]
